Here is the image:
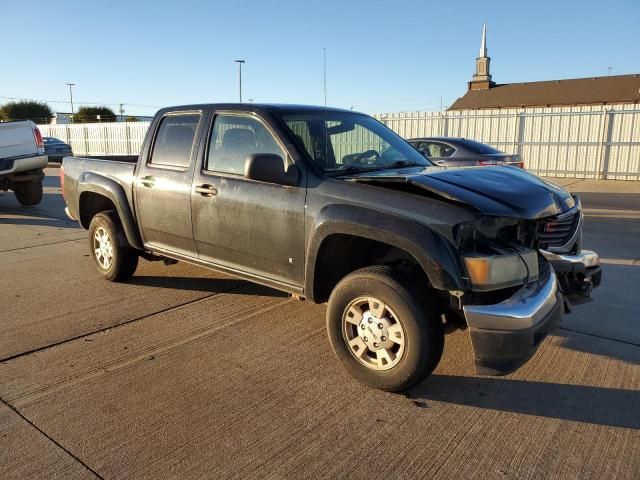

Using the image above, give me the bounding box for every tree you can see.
[73,106,117,123]
[124,115,139,122]
[0,101,53,124]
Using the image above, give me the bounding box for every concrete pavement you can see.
[0,168,638,479]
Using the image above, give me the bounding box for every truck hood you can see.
[346,166,575,219]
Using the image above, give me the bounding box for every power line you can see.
[0,96,163,110]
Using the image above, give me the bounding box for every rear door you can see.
[191,111,306,287]
[134,111,205,256]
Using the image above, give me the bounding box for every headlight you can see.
[464,250,539,291]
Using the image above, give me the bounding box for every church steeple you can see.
[479,22,487,57]
[469,22,495,91]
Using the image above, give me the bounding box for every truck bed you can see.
[62,155,139,223]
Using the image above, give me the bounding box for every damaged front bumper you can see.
[462,250,601,375]
[541,249,602,308]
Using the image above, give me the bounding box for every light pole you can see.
[234,60,245,102]
[66,82,75,122]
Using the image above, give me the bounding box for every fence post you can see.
[516,113,525,158]
[600,110,615,180]
[511,112,524,157]
[125,123,131,155]
[104,124,109,155]
[511,112,519,153]
[595,107,613,179]
[83,125,89,156]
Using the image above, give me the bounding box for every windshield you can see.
[282,112,432,175]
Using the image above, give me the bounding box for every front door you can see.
[135,111,204,256]
[191,112,306,287]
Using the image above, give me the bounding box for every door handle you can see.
[140,175,155,187]
[194,184,218,197]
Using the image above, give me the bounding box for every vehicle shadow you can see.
[0,215,78,229]
[43,175,61,188]
[408,374,639,429]
[553,327,640,365]
[128,275,288,298]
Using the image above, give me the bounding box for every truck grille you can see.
[536,209,580,250]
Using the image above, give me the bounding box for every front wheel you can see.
[88,211,138,282]
[326,266,444,392]
[13,180,43,206]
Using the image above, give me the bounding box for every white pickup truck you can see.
[0,120,48,206]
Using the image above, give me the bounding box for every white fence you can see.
[40,105,640,180]
[375,106,640,180]
[41,122,151,157]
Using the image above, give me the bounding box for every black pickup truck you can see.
[61,104,601,391]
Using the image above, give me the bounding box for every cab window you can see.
[207,114,285,175]
[150,114,200,168]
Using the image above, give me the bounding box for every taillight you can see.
[33,126,44,149]
[59,164,65,199]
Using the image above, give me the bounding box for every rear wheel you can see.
[13,181,43,206]
[326,266,444,392]
[88,211,138,282]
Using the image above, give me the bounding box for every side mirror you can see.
[244,153,298,186]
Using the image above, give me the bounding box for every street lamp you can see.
[234,60,245,102]
[66,83,75,121]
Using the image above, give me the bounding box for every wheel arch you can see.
[77,173,143,250]
[305,204,466,303]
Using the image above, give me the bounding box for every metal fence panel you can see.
[40,107,640,179]
[39,122,151,157]
[376,105,640,180]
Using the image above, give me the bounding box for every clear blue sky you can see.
[3,0,639,116]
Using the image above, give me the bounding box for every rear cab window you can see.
[150,113,201,168]
[416,141,455,158]
[206,114,286,175]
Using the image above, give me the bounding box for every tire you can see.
[14,181,43,206]
[88,211,139,282]
[326,266,444,392]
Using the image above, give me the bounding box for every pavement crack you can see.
[0,237,83,253]
[558,326,640,347]
[0,281,249,364]
[0,395,104,479]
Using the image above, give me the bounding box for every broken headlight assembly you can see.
[454,217,541,291]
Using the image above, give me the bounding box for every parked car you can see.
[408,137,524,168]
[61,103,601,391]
[44,137,73,162]
[0,120,47,206]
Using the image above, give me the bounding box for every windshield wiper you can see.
[326,165,385,177]
[385,160,423,168]
[326,160,425,177]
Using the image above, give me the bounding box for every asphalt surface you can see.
[1,168,638,479]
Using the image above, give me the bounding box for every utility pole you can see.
[608,66,613,76]
[66,83,75,122]
[235,60,245,102]
[119,103,125,121]
[323,48,327,108]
